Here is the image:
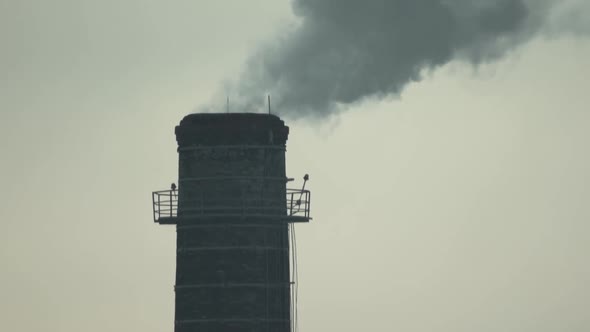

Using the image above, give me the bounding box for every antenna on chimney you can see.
[268,95,271,114]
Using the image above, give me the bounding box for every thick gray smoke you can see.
[204,0,588,118]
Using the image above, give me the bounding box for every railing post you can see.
[152,193,156,222]
[157,193,161,221]
[169,191,173,218]
[307,191,310,218]
[289,192,294,216]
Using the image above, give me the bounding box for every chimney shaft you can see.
[171,113,292,332]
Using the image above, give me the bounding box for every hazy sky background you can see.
[1,1,589,331]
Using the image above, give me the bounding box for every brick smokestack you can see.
[159,113,304,332]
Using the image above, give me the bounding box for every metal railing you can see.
[152,189,310,222]
[152,190,178,221]
[287,188,311,219]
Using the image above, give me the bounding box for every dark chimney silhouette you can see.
[152,113,311,332]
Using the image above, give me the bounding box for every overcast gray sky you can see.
[1,1,589,331]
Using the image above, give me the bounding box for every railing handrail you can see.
[152,189,310,222]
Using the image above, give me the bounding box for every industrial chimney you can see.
[152,113,311,332]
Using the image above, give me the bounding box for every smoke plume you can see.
[203,0,589,118]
